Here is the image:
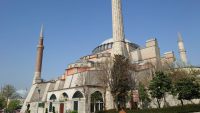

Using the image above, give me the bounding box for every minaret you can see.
[111,0,128,57]
[178,32,188,64]
[33,25,44,84]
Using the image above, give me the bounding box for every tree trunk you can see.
[118,95,126,109]
[113,96,118,111]
[163,96,168,107]
[156,98,160,108]
[180,99,183,106]
[141,101,144,109]
[6,97,8,112]
[130,90,134,110]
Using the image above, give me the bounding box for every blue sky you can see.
[0,0,200,90]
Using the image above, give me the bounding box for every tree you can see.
[7,99,21,113]
[166,62,195,84]
[188,67,200,76]
[0,94,6,110]
[149,71,172,108]
[1,84,16,109]
[174,77,200,106]
[168,68,189,84]
[94,57,136,110]
[138,83,150,109]
[110,55,132,109]
[94,58,112,110]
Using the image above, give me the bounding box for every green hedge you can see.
[97,104,200,113]
[38,102,45,108]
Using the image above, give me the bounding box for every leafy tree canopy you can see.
[7,99,21,112]
[110,55,132,108]
[0,94,6,109]
[138,83,150,103]
[110,55,132,95]
[138,83,150,109]
[174,77,200,101]
[1,84,16,99]
[149,71,172,108]
[149,71,172,99]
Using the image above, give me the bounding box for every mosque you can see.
[21,0,189,113]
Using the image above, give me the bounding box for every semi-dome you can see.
[92,38,139,54]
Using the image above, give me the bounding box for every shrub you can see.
[38,102,45,108]
[7,100,21,112]
[45,108,48,113]
[96,104,200,113]
[71,111,78,113]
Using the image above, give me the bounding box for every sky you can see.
[0,0,200,92]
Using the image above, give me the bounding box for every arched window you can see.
[72,91,84,111]
[90,91,103,113]
[108,43,112,49]
[50,94,57,101]
[63,93,68,98]
[59,93,69,102]
[72,91,83,98]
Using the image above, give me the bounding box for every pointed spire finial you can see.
[40,24,44,38]
[178,32,183,42]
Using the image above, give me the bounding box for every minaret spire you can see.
[178,32,188,65]
[111,0,128,57]
[40,24,44,38]
[33,25,44,84]
[178,32,183,42]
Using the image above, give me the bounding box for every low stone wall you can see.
[138,94,200,108]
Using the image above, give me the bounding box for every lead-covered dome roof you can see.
[92,38,139,54]
[101,38,131,45]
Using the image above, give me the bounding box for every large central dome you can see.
[92,38,139,54]
[100,38,131,45]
